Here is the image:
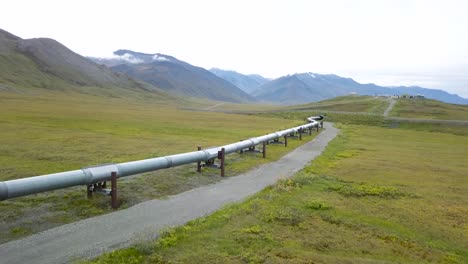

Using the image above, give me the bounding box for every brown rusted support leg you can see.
[218,148,225,177]
[299,128,303,140]
[111,171,118,209]
[320,121,323,128]
[284,135,288,147]
[197,146,202,173]
[87,185,93,198]
[309,127,312,135]
[316,125,319,132]
[262,141,266,158]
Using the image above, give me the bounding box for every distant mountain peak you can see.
[88,51,254,103]
[307,72,317,78]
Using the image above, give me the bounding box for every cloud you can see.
[152,54,170,62]
[106,53,143,64]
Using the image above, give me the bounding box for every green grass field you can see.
[282,95,390,115]
[0,89,318,243]
[88,118,468,263]
[390,98,468,120]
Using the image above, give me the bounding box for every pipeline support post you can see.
[320,121,323,128]
[218,148,225,177]
[316,125,319,132]
[197,146,202,173]
[111,171,118,209]
[284,135,288,147]
[299,128,303,140]
[262,141,266,158]
[87,185,93,198]
[309,127,312,135]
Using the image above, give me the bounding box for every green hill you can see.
[285,95,390,115]
[390,97,468,120]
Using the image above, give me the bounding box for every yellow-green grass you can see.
[88,124,468,263]
[283,95,390,115]
[391,98,468,120]
[0,90,318,243]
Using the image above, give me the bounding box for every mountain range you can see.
[1,28,467,105]
[249,73,468,105]
[89,51,253,103]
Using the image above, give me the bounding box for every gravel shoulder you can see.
[0,122,339,264]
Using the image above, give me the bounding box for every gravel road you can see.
[383,98,396,117]
[0,123,339,264]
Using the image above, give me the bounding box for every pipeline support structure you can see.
[0,116,324,202]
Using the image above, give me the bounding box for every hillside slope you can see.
[391,97,468,120]
[91,50,254,103]
[0,28,150,93]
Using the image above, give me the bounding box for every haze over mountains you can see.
[209,68,269,94]
[1,28,467,105]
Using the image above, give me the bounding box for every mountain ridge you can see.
[253,72,468,105]
[0,28,158,95]
[90,50,254,103]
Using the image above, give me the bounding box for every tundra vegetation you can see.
[87,102,467,264]
[0,90,315,243]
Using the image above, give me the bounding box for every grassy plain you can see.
[89,116,468,263]
[391,98,468,120]
[0,89,316,243]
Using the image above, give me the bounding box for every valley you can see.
[0,26,467,264]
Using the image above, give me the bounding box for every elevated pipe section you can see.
[0,115,323,201]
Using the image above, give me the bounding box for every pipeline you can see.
[0,116,324,201]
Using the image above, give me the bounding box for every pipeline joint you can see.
[82,163,120,185]
[164,157,173,168]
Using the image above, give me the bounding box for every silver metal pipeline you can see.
[0,115,324,201]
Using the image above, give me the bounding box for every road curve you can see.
[0,123,339,264]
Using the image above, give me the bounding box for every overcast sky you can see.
[2,0,468,97]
